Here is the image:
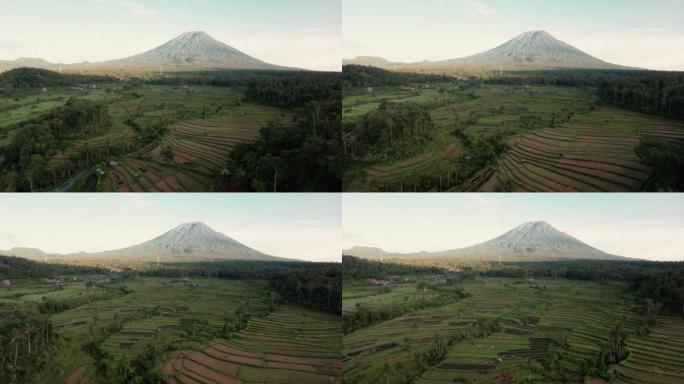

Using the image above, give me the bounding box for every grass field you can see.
[342,276,675,384]
[343,83,682,192]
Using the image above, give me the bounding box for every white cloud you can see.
[460,0,496,16]
[121,194,155,208]
[435,0,496,16]
[93,0,156,17]
[464,194,497,207]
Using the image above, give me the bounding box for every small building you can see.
[108,160,120,167]
[2,279,10,287]
[367,86,374,94]
[41,87,48,93]
[43,278,61,285]
[368,278,389,286]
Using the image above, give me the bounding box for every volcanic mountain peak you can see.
[344,30,631,71]
[1,222,289,262]
[345,221,630,261]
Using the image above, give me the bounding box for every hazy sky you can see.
[343,0,684,70]
[343,194,684,262]
[0,194,341,262]
[0,0,341,71]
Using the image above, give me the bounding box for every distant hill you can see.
[0,31,293,74]
[343,246,387,259]
[1,222,291,262]
[1,247,54,261]
[342,56,395,67]
[0,255,106,279]
[0,57,54,73]
[0,67,114,92]
[345,221,631,261]
[342,64,455,87]
[344,30,634,71]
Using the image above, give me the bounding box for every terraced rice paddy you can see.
[164,306,342,384]
[614,316,684,384]
[344,84,594,191]
[1,83,288,191]
[344,83,683,191]
[96,103,294,192]
[475,107,684,192]
[52,277,268,353]
[343,277,652,384]
[343,281,439,313]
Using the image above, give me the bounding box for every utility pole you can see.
[500,64,503,77]
[273,169,277,192]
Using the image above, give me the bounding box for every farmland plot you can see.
[343,277,644,384]
[164,306,342,384]
[476,107,684,192]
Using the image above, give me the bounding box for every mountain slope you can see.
[344,31,632,71]
[1,222,288,262]
[80,31,286,71]
[432,31,627,70]
[345,221,630,261]
[0,31,291,74]
[0,58,55,73]
[442,221,624,260]
[342,56,395,67]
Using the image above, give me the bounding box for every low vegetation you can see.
[0,255,341,384]
[0,68,341,192]
[343,256,684,384]
[342,65,684,191]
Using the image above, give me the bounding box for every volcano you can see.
[82,31,287,71]
[2,222,288,262]
[344,30,632,71]
[344,221,631,261]
[0,31,290,73]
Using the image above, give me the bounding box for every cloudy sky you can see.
[343,0,684,70]
[0,0,341,71]
[343,194,684,262]
[0,194,341,262]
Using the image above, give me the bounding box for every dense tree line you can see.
[480,260,684,316]
[482,69,684,120]
[344,101,433,162]
[219,73,342,191]
[141,260,342,314]
[0,68,115,94]
[0,255,108,279]
[635,137,684,191]
[0,305,54,384]
[597,72,684,119]
[269,265,341,314]
[343,65,456,88]
[1,98,112,191]
[342,255,444,280]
